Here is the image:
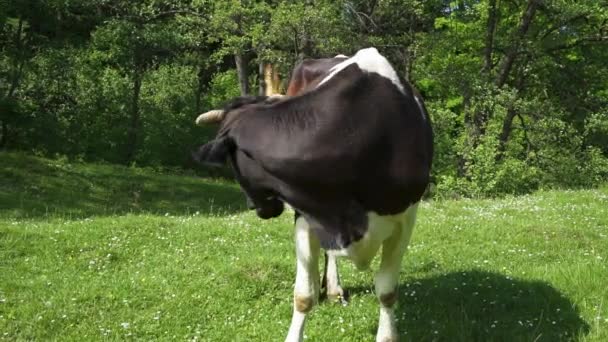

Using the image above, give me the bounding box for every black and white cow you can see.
[194,48,433,342]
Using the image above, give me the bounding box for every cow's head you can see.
[193,94,286,219]
[193,94,284,164]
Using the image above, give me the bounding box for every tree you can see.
[0,0,606,194]
[87,0,204,163]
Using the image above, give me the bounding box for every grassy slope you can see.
[0,152,607,341]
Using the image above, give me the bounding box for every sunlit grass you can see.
[1,152,607,341]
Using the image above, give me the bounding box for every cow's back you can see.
[286,57,347,96]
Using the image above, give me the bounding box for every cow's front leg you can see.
[322,252,347,304]
[286,216,320,342]
[374,204,418,342]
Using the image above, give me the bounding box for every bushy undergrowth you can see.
[428,89,608,199]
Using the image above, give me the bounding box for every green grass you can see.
[1,151,607,341]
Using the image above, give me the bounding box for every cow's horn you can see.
[196,109,225,125]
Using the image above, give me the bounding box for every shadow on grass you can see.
[352,270,589,341]
[0,152,246,219]
[399,270,589,341]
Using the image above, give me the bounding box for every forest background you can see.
[1,0,607,197]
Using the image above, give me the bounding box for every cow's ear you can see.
[192,136,233,167]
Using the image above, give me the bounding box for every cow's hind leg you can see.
[322,252,347,304]
[374,204,418,342]
[286,215,320,342]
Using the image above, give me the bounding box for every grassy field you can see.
[1,152,607,341]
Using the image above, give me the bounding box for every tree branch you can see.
[141,10,207,23]
[99,3,206,24]
[545,35,608,52]
[7,15,25,99]
[539,13,588,40]
[495,0,541,88]
[516,112,533,157]
[482,0,499,73]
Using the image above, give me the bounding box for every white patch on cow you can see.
[324,253,344,300]
[334,54,348,58]
[288,205,418,341]
[374,204,418,341]
[293,217,320,297]
[326,206,415,270]
[286,310,306,342]
[322,204,418,340]
[287,216,320,342]
[319,47,404,93]
[376,307,398,341]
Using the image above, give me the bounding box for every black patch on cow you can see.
[239,183,284,219]
[229,150,285,219]
[222,95,282,113]
[192,136,233,167]
[292,208,366,249]
[255,198,284,219]
[292,207,366,250]
[198,60,433,250]
[301,201,368,250]
[223,96,266,112]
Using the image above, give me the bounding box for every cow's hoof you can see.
[377,336,398,342]
[326,288,349,306]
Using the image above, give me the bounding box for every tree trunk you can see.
[2,59,24,150]
[0,122,7,149]
[258,61,266,96]
[495,0,540,88]
[195,64,213,113]
[55,9,63,41]
[195,67,204,114]
[296,0,315,61]
[235,53,250,96]
[1,16,25,149]
[7,62,24,99]
[6,15,24,99]
[263,64,281,96]
[482,0,499,73]
[298,36,313,61]
[125,67,143,164]
[397,48,411,82]
[490,0,538,163]
[457,94,473,178]
[463,0,537,170]
[497,107,517,155]
[496,69,527,159]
